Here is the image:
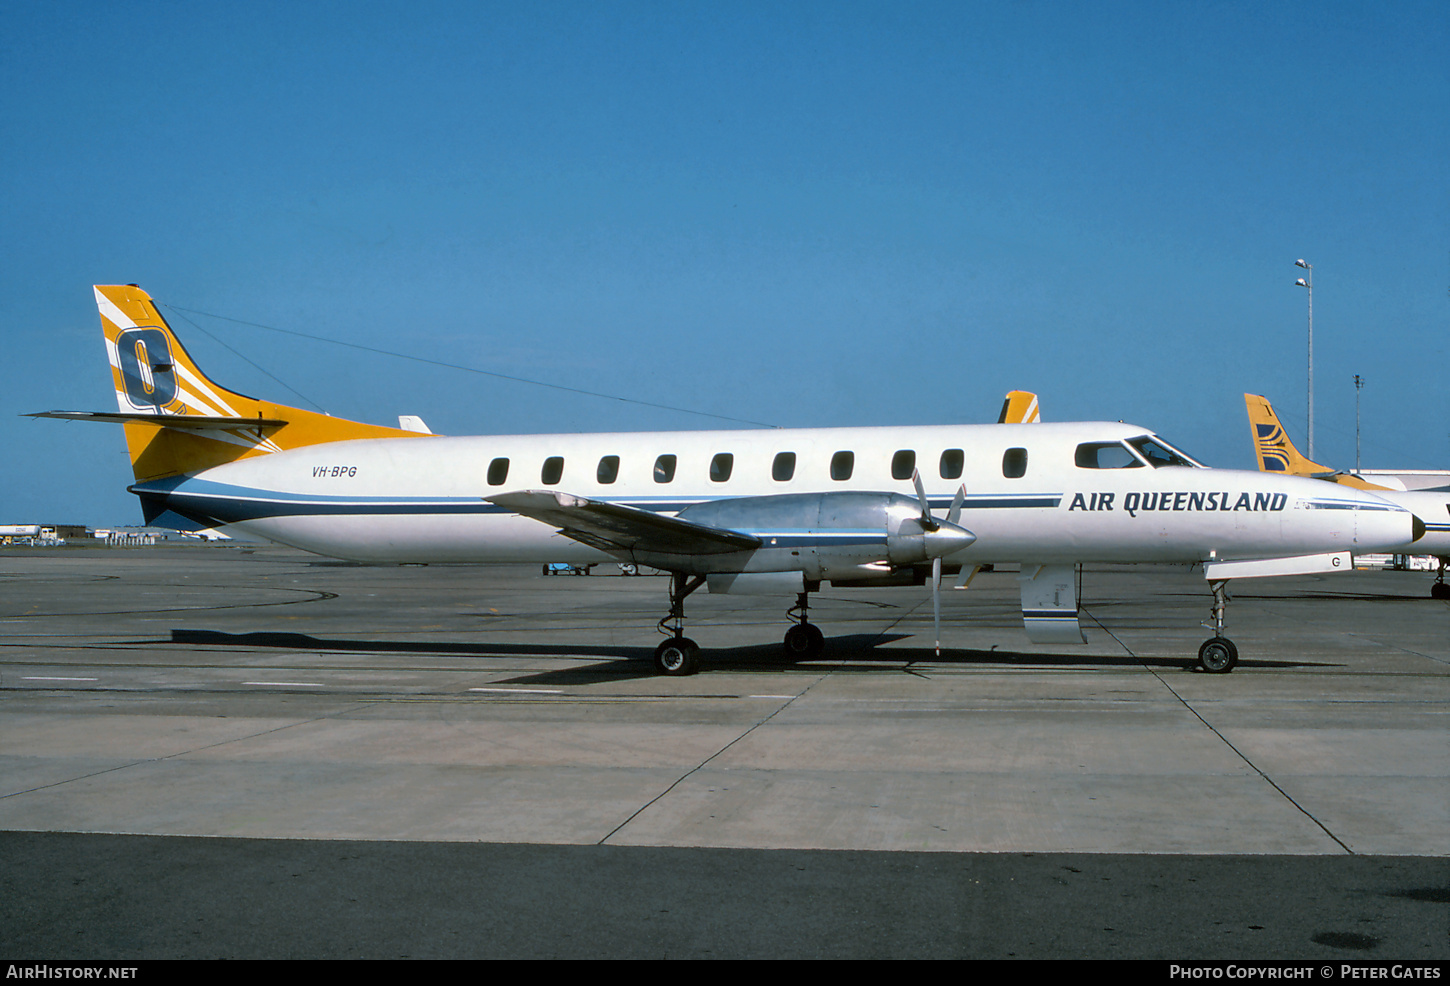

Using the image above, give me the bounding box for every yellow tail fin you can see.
[1243,393,1388,491]
[998,391,1041,424]
[96,285,427,482]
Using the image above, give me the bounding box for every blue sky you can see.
[3,1,1446,525]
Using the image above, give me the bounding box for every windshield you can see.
[1128,436,1202,468]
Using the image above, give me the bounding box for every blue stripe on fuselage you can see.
[130,477,1065,527]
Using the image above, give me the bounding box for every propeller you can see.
[912,470,968,656]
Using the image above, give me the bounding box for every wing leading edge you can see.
[487,491,762,557]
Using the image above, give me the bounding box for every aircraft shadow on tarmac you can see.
[168,628,1331,684]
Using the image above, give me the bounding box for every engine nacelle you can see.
[663,491,974,581]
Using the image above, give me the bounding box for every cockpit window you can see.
[1127,436,1200,468]
[1075,442,1143,469]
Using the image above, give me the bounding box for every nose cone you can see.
[923,519,976,558]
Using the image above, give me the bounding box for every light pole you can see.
[1295,259,1314,459]
[1353,374,1364,474]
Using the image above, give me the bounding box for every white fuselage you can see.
[135,421,1418,568]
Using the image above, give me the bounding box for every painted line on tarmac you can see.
[242,680,325,687]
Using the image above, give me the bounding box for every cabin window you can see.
[654,454,677,484]
[772,452,796,482]
[891,450,916,481]
[541,456,565,484]
[1074,442,1142,469]
[487,457,510,486]
[1002,448,1027,479]
[940,449,964,479]
[830,450,854,481]
[710,453,734,483]
[597,455,620,484]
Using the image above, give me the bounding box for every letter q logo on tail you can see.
[115,328,179,411]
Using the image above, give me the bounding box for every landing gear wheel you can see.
[1431,582,1450,600]
[782,623,825,660]
[654,637,701,676]
[1198,637,1239,674]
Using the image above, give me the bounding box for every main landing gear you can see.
[1197,579,1239,673]
[653,575,829,675]
[654,572,704,676]
[782,587,825,660]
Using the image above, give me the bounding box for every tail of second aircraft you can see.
[44,285,430,482]
[1244,393,1389,491]
[998,391,1041,424]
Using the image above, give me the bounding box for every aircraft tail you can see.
[89,285,427,482]
[1243,393,1388,491]
[999,391,1041,424]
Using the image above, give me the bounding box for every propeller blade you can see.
[933,555,942,657]
[911,469,939,531]
[947,484,965,526]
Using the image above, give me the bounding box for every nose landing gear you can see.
[1197,579,1239,673]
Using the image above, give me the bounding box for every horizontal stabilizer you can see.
[26,411,288,432]
[488,491,761,557]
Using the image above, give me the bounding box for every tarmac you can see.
[2,543,1446,958]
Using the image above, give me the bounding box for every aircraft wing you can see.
[488,491,762,556]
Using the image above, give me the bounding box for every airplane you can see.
[26,285,1427,677]
[1245,394,1450,599]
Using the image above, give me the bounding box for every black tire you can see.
[783,623,825,660]
[1430,582,1450,600]
[1198,637,1239,674]
[654,637,700,676]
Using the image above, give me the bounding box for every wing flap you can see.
[488,491,761,556]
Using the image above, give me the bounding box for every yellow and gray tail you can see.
[33,285,428,483]
[1244,393,1388,492]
